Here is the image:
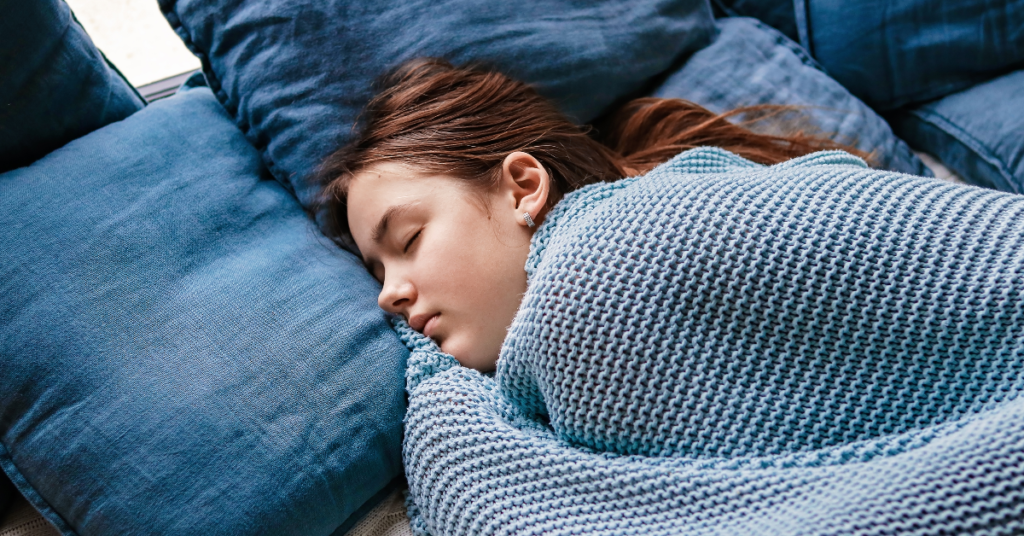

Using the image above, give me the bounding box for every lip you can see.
[407,312,439,335]
[422,314,440,338]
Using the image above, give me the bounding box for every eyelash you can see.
[403,229,422,253]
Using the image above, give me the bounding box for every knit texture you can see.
[398,147,1024,535]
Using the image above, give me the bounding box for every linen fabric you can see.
[158,0,716,209]
[716,0,1024,111]
[709,0,798,42]
[798,0,1024,111]
[399,148,1024,535]
[890,69,1024,195]
[651,17,929,176]
[710,0,797,40]
[0,82,407,535]
[0,0,144,173]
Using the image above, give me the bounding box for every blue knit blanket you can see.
[396,148,1024,535]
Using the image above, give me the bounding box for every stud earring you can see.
[523,212,536,228]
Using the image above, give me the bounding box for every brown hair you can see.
[317,58,862,247]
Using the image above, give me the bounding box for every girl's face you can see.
[346,152,550,371]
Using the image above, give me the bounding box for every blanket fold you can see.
[400,148,1024,536]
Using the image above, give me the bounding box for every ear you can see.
[499,151,550,228]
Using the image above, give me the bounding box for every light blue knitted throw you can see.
[397,148,1024,535]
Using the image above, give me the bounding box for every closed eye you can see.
[404,229,422,254]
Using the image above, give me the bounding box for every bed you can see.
[2,0,1022,533]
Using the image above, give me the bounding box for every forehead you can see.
[349,162,422,198]
[346,163,463,242]
[348,163,454,210]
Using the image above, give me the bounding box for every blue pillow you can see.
[710,0,799,42]
[710,0,1024,112]
[797,0,1024,111]
[0,0,144,172]
[890,69,1024,194]
[0,81,407,535]
[652,17,929,176]
[159,0,717,208]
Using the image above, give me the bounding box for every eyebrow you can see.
[371,203,415,244]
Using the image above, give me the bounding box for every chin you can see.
[443,340,498,372]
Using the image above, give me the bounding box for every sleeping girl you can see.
[318,59,1024,535]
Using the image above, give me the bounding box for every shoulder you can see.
[524,147,871,277]
[657,147,869,176]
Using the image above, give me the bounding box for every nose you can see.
[378,273,416,314]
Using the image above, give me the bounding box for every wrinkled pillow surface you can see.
[891,69,1024,194]
[801,0,1024,111]
[0,82,407,536]
[653,17,929,176]
[716,0,1024,111]
[0,0,144,172]
[159,0,717,208]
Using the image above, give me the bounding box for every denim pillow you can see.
[652,17,929,176]
[0,82,407,535]
[710,0,799,42]
[710,0,1024,112]
[159,0,716,208]
[890,70,1024,194]
[797,0,1024,111]
[0,0,144,172]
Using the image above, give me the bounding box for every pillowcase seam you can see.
[0,441,77,536]
[907,107,1016,193]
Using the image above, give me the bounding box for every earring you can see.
[523,212,536,228]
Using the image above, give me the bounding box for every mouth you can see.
[422,314,440,339]
[408,312,440,337]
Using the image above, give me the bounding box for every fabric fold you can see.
[400,147,1024,536]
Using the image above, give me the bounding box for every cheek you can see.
[416,228,480,290]
[416,209,491,285]
[441,224,529,354]
[413,199,530,369]
[426,219,518,298]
